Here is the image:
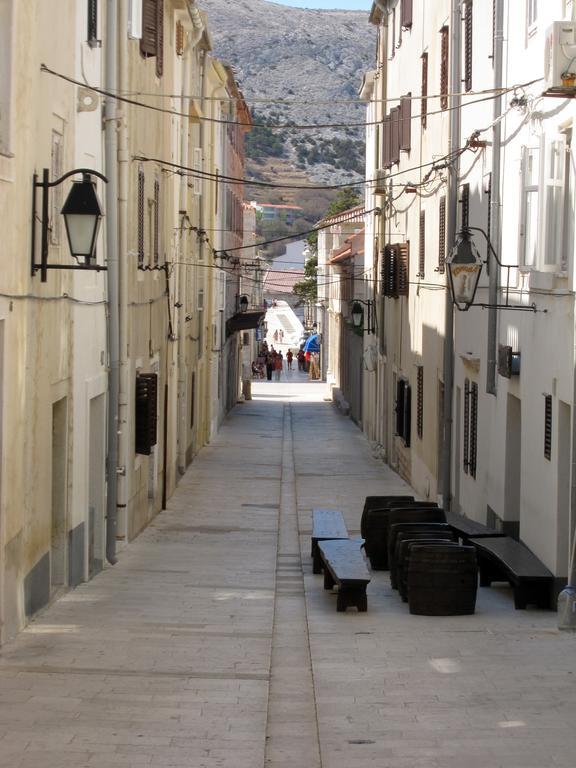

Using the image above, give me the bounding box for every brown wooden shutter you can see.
[440,26,449,110]
[464,1,473,92]
[470,382,478,478]
[138,169,145,267]
[417,366,424,439]
[391,107,401,165]
[135,373,158,455]
[383,115,391,168]
[397,241,410,296]
[176,21,184,56]
[141,0,157,57]
[418,211,425,277]
[153,178,160,265]
[401,0,413,29]
[155,0,164,77]
[421,53,428,129]
[88,0,98,47]
[438,196,446,273]
[461,183,470,229]
[400,94,411,152]
[544,395,552,460]
[463,378,470,473]
[382,245,397,297]
[403,381,412,447]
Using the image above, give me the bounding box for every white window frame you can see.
[519,143,540,268]
[527,0,538,36]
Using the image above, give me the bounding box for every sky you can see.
[270,1,373,9]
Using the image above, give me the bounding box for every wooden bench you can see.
[311,508,348,574]
[469,536,554,609]
[446,511,507,541]
[318,539,371,612]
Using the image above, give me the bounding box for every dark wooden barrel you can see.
[398,538,460,600]
[366,505,444,572]
[407,544,478,616]
[360,495,414,538]
[392,530,456,592]
[361,497,419,570]
[388,521,453,580]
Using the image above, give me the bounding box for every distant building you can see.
[251,202,303,226]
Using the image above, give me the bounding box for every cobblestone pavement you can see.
[1,375,575,767]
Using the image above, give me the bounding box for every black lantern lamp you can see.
[239,294,249,313]
[447,230,483,311]
[349,299,375,334]
[351,301,364,329]
[61,175,104,265]
[31,167,108,282]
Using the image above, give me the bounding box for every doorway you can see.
[504,394,521,536]
[51,397,68,590]
[88,394,105,577]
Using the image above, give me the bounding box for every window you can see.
[175,20,184,56]
[421,53,428,129]
[135,372,158,455]
[418,210,425,277]
[527,0,537,30]
[400,94,411,152]
[464,1,473,92]
[416,366,424,439]
[141,0,163,77]
[544,394,552,460]
[87,0,98,48]
[520,135,569,270]
[396,378,411,447]
[438,196,446,273]
[463,379,478,478]
[401,0,413,29]
[382,242,409,298]
[440,26,449,110]
[390,106,401,165]
[137,168,145,267]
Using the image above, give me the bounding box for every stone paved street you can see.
[1,376,576,767]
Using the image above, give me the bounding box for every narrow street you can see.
[0,377,575,768]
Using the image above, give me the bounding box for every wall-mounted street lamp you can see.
[349,299,375,334]
[239,294,249,313]
[31,168,108,282]
[447,226,539,312]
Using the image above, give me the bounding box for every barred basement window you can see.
[137,168,145,267]
[87,0,98,48]
[440,26,449,110]
[438,196,446,273]
[396,378,411,447]
[544,395,552,460]
[416,366,424,439]
[421,52,428,129]
[418,210,425,277]
[464,1,473,92]
[135,373,158,455]
[463,379,478,478]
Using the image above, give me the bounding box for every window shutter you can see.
[438,196,446,273]
[153,178,160,265]
[544,395,552,460]
[401,0,413,29]
[464,1,473,92]
[470,382,478,478]
[175,20,184,56]
[135,373,158,455]
[461,183,470,229]
[400,94,411,152]
[397,241,410,296]
[421,53,428,129]
[418,211,425,277]
[88,0,98,47]
[417,366,424,439]
[140,0,156,57]
[440,26,449,110]
[463,379,470,473]
[382,245,397,297]
[138,168,145,267]
[403,382,412,447]
[391,107,401,165]
[396,379,405,436]
[155,0,163,77]
[383,115,391,168]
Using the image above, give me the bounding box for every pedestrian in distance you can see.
[274,352,283,381]
[286,349,293,370]
[266,353,274,381]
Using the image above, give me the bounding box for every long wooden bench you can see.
[311,508,348,574]
[446,511,507,541]
[318,539,371,612]
[469,536,554,609]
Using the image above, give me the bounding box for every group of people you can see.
[251,344,320,381]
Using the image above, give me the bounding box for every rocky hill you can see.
[198,0,375,192]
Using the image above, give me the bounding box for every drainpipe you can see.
[104,0,119,564]
[486,0,504,395]
[441,0,462,512]
[117,0,129,545]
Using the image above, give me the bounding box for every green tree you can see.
[292,253,318,304]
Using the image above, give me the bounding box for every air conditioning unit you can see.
[544,21,576,90]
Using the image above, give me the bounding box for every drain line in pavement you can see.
[263,404,322,768]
